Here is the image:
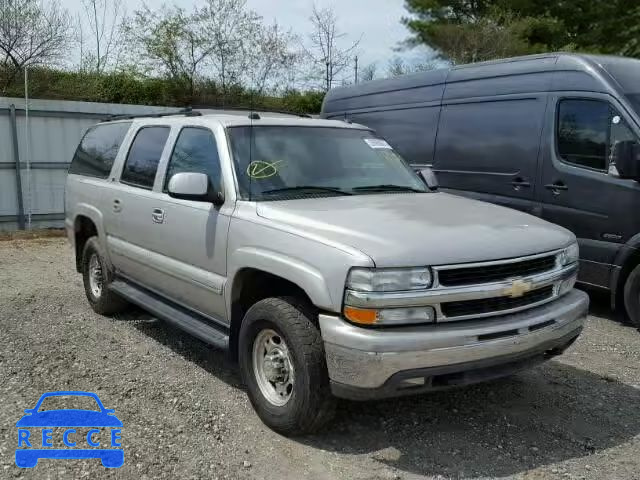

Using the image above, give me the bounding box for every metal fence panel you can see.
[0,97,180,231]
[0,171,18,215]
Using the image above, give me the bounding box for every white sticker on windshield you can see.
[364,138,393,149]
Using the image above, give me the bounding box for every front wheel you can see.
[624,264,640,328]
[239,297,336,435]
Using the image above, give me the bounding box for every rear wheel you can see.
[239,297,336,435]
[82,237,128,315]
[623,264,640,328]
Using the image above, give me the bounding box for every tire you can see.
[623,264,640,328]
[82,236,128,315]
[239,297,336,435]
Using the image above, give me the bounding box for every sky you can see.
[61,0,434,72]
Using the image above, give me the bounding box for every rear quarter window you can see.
[69,122,131,178]
[120,126,171,189]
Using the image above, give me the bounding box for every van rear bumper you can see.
[319,289,588,400]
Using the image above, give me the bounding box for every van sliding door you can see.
[433,96,546,215]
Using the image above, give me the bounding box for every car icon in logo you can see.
[15,391,123,468]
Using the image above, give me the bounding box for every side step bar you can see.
[110,280,229,350]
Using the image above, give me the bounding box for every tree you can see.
[198,0,262,93]
[0,0,71,91]
[76,0,126,73]
[387,57,408,77]
[401,0,640,63]
[360,62,377,82]
[245,21,300,94]
[124,5,213,100]
[384,56,440,78]
[305,4,361,91]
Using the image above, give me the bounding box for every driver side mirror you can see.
[168,172,224,205]
[613,141,640,181]
[418,167,439,191]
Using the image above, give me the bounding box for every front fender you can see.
[227,247,334,313]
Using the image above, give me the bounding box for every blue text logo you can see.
[15,391,123,468]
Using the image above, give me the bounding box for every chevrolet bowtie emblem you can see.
[503,279,533,298]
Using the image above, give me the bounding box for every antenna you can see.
[248,88,255,202]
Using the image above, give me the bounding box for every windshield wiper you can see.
[261,185,353,196]
[352,184,427,193]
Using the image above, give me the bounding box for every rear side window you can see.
[557,100,610,171]
[164,127,222,192]
[121,126,170,189]
[69,122,131,178]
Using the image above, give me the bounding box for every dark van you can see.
[321,53,640,326]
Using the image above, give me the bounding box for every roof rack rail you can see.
[191,105,312,119]
[102,107,202,122]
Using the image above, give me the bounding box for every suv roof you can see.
[100,109,369,130]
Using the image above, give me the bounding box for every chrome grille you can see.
[343,249,578,324]
[438,255,557,287]
[441,286,554,318]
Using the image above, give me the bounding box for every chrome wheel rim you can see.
[252,329,294,407]
[88,253,104,299]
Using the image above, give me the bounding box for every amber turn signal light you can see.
[343,306,378,325]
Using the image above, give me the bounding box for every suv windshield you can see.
[227,126,428,200]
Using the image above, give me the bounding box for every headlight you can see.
[560,242,579,266]
[558,274,577,296]
[346,267,433,292]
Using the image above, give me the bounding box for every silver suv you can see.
[65,110,589,434]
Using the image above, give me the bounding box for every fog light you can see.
[558,275,577,296]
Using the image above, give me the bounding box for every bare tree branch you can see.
[76,0,126,73]
[304,4,361,91]
[360,62,377,82]
[123,4,212,99]
[0,0,71,90]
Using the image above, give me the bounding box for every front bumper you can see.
[320,289,588,400]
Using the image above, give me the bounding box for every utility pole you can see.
[354,55,359,84]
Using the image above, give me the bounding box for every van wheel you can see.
[623,264,640,328]
[82,237,128,315]
[239,297,336,435]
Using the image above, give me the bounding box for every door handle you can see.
[544,182,568,195]
[511,178,531,190]
[113,199,122,213]
[151,208,165,224]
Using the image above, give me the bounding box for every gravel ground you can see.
[0,237,639,480]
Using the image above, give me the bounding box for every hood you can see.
[256,193,574,267]
[16,410,123,427]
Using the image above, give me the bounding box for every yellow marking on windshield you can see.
[247,160,283,179]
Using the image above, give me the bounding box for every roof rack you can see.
[191,105,312,119]
[102,107,202,122]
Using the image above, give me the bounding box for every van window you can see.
[164,127,222,192]
[121,126,170,189]
[69,122,131,178]
[557,99,640,171]
[434,98,544,176]
[348,107,440,166]
[557,99,610,171]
